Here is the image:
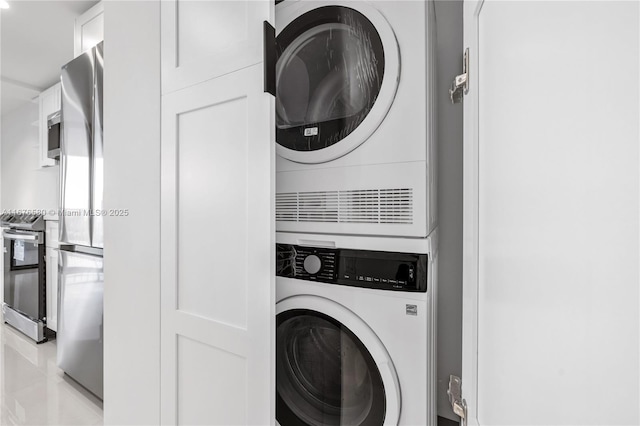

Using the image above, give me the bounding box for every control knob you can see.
[303,255,322,275]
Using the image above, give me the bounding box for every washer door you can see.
[276,295,401,426]
[276,3,400,164]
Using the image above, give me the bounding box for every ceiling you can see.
[1,0,97,116]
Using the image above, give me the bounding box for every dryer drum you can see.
[276,6,385,153]
[276,309,387,425]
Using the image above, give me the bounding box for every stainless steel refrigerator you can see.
[58,41,104,400]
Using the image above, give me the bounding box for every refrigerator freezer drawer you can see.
[57,248,103,399]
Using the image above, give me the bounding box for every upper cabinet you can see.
[75,2,104,58]
[38,83,61,168]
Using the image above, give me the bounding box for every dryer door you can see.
[275,2,400,164]
[276,295,400,426]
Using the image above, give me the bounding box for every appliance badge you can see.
[406,304,418,316]
[304,127,319,137]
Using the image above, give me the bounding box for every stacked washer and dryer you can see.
[274,1,438,425]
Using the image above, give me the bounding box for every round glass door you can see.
[276,4,399,164]
[276,309,386,426]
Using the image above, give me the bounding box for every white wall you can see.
[0,102,58,211]
[102,1,161,424]
[435,0,463,421]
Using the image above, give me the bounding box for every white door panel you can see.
[162,0,269,94]
[161,1,274,424]
[463,1,639,424]
[176,335,248,425]
[161,62,274,425]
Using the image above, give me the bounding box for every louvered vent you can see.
[275,193,298,222]
[339,190,382,223]
[298,191,339,222]
[276,189,413,225]
[380,189,414,223]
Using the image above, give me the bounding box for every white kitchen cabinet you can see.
[74,2,104,58]
[45,247,58,332]
[45,220,59,250]
[38,83,61,168]
[45,221,59,332]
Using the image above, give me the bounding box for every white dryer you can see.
[275,0,437,238]
[275,231,438,425]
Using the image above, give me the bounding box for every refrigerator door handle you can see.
[58,244,103,257]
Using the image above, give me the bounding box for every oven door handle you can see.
[3,232,39,242]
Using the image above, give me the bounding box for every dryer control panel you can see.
[276,244,428,292]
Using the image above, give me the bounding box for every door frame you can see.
[462,0,483,424]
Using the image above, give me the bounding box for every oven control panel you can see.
[276,244,428,292]
[0,213,45,231]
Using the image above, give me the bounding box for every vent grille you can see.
[276,189,413,225]
[275,193,298,222]
[299,191,338,222]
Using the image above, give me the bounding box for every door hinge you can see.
[449,48,469,104]
[448,375,468,426]
[263,21,276,97]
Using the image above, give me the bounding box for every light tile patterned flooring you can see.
[0,323,102,425]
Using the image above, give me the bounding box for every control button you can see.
[344,275,351,279]
[365,277,372,282]
[398,280,407,285]
[303,255,322,275]
[373,277,380,282]
[382,279,388,283]
[358,276,364,281]
[389,279,397,284]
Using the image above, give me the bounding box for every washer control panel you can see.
[276,244,428,292]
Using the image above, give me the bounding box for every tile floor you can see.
[0,323,103,425]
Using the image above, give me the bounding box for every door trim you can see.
[462,0,484,425]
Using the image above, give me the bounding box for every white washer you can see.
[275,0,437,238]
[275,231,438,426]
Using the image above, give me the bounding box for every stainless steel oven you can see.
[1,215,47,343]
